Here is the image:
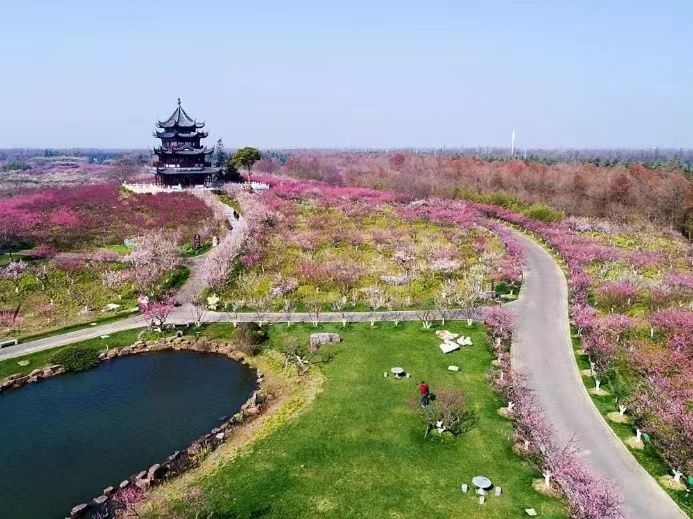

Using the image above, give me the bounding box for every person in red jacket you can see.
[418,381,430,407]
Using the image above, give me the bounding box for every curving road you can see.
[509,230,686,519]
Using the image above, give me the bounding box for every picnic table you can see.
[390,367,406,378]
[472,476,493,490]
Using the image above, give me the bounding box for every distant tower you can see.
[152,99,220,187]
[511,129,516,157]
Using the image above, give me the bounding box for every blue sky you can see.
[0,1,691,149]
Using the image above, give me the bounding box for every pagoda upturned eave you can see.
[154,146,213,155]
[154,129,209,139]
[157,120,205,129]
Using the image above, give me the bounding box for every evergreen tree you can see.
[213,139,227,168]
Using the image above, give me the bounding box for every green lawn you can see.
[170,322,566,518]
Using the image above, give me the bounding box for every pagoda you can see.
[152,99,220,186]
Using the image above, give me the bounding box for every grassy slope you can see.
[182,322,566,518]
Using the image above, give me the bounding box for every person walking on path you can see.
[418,381,430,407]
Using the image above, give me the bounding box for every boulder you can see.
[102,486,115,496]
[93,495,108,505]
[147,463,163,480]
[244,405,260,416]
[70,503,88,517]
[435,330,458,341]
[187,442,203,456]
[215,432,225,441]
[118,480,129,490]
[167,451,181,462]
[309,332,341,352]
[29,369,43,377]
[134,479,150,491]
[12,375,29,387]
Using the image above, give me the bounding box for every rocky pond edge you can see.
[0,335,267,519]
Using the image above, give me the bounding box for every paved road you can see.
[0,308,468,362]
[0,317,143,361]
[510,230,686,519]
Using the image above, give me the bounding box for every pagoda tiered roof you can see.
[152,99,220,186]
[154,129,209,139]
[154,145,213,156]
[157,98,205,129]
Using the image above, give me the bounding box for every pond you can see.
[0,350,257,519]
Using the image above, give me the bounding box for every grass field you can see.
[149,322,567,518]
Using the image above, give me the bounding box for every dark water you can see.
[0,351,256,519]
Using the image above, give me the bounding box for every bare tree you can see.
[188,296,207,328]
[307,300,322,327]
[227,299,245,328]
[331,298,349,327]
[416,309,436,330]
[283,298,296,327]
[418,389,477,438]
[281,335,334,376]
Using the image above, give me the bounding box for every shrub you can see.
[50,345,100,372]
[523,203,564,223]
[233,322,267,356]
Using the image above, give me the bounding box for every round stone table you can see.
[472,476,492,490]
[390,367,405,378]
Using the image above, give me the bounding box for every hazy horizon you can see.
[1,1,691,149]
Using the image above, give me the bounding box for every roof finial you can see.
[177,97,181,106]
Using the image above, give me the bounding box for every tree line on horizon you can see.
[251,152,693,239]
